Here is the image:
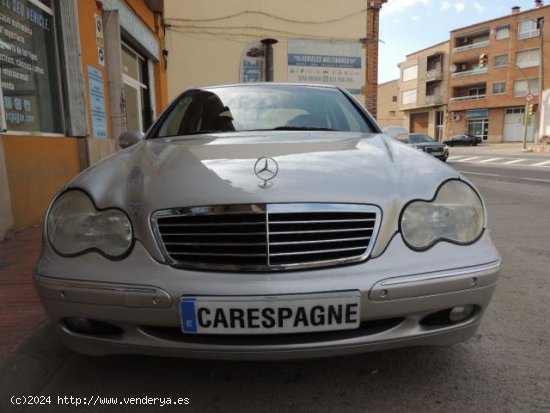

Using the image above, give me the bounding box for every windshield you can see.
[409,134,434,144]
[155,85,373,138]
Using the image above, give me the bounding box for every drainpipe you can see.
[261,38,278,81]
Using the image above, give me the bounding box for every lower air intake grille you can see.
[153,204,380,272]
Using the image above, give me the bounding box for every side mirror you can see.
[118,131,144,149]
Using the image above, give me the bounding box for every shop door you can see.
[503,108,534,142]
[410,112,429,133]
[467,118,488,141]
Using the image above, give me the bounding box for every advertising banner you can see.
[239,40,264,83]
[288,39,363,95]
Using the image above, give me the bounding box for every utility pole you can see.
[363,0,387,118]
[537,16,544,144]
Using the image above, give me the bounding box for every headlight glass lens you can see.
[401,180,484,250]
[47,191,132,257]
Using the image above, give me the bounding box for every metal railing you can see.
[426,68,443,81]
[425,95,443,105]
[451,67,488,78]
[452,40,489,53]
[449,94,486,102]
[518,29,540,39]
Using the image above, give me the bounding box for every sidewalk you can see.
[0,225,45,358]
[449,142,550,157]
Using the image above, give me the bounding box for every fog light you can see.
[65,317,93,333]
[449,305,475,322]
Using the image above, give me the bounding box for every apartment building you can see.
[396,41,450,141]
[377,79,404,127]
[447,2,550,142]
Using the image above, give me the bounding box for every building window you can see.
[494,54,508,68]
[492,82,506,95]
[518,19,540,39]
[392,95,397,102]
[389,111,396,117]
[402,65,418,82]
[0,0,63,134]
[402,89,417,105]
[495,25,510,40]
[514,78,539,97]
[469,86,486,97]
[516,49,540,68]
[122,43,152,133]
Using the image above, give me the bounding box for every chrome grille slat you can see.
[164,242,267,246]
[269,246,367,257]
[160,232,267,236]
[269,228,373,235]
[269,219,376,224]
[158,222,264,227]
[269,236,371,246]
[172,252,266,257]
[152,203,380,271]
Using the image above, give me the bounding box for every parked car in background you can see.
[405,133,449,162]
[34,83,500,360]
[443,134,482,146]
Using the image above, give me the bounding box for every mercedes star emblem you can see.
[254,157,278,188]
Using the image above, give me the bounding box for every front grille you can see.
[153,204,380,271]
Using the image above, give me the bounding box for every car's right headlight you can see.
[46,190,133,258]
[400,180,485,250]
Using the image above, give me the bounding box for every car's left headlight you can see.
[46,190,133,258]
[400,180,484,250]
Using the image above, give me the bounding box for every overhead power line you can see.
[165,8,367,25]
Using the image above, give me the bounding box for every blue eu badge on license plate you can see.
[180,298,198,333]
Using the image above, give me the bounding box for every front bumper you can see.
[34,232,501,360]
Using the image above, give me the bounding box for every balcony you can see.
[425,95,443,105]
[452,40,489,53]
[451,67,488,78]
[426,68,443,82]
[449,94,486,102]
[518,29,540,39]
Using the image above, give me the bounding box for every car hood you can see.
[68,132,459,258]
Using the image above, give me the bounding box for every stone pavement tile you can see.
[0,225,45,358]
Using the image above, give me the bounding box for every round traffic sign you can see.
[526,93,534,102]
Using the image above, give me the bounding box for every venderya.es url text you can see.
[11,395,190,407]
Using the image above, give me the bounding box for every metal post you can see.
[523,103,529,150]
[261,39,278,82]
[538,17,544,143]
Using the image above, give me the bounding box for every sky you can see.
[378,0,545,83]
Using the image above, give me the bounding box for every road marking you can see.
[478,157,502,163]
[524,177,550,183]
[461,171,500,178]
[461,171,550,184]
[447,156,465,161]
[456,156,481,162]
[502,158,526,165]
[530,160,550,167]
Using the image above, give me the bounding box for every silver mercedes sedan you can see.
[34,83,501,359]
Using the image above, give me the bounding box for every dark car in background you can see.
[393,132,449,162]
[443,134,482,147]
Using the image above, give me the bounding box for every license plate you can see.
[180,291,361,335]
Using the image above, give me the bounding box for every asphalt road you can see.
[1,165,549,413]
